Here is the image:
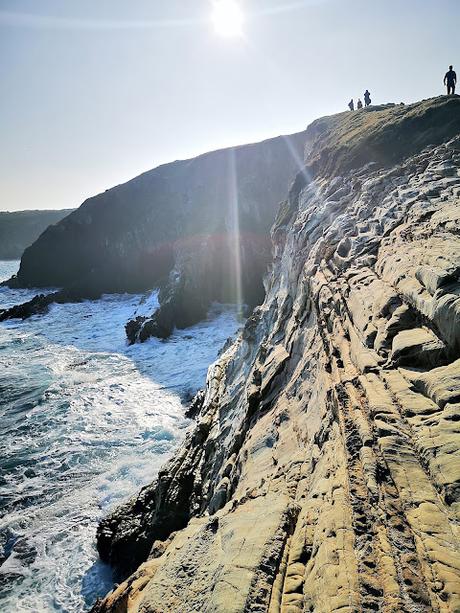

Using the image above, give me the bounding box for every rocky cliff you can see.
[0,209,73,260]
[3,132,307,338]
[92,96,460,613]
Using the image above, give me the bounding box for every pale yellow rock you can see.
[94,100,460,613]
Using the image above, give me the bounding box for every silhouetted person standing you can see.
[357,99,363,109]
[364,90,371,107]
[348,99,354,111]
[444,65,457,95]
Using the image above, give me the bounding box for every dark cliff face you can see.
[0,209,74,260]
[5,131,309,334]
[13,133,308,299]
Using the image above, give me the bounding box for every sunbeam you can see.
[281,134,319,197]
[232,33,321,200]
[0,2,319,31]
[0,10,203,30]
[228,148,244,316]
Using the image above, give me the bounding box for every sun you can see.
[212,0,244,38]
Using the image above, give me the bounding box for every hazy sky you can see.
[1,0,458,211]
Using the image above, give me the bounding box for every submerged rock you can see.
[94,96,460,612]
[0,272,105,322]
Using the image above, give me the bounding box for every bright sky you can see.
[1,0,458,211]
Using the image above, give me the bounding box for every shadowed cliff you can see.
[92,96,460,613]
[2,132,308,335]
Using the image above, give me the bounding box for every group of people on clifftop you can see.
[346,65,457,112]
[348,90,371,111]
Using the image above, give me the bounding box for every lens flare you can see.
[211,0,244,37]
[228,148,243,315]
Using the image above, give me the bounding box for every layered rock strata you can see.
[94,97,460,612]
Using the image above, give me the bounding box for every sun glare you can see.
[212,0,244,38]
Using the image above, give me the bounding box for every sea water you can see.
[0,261,241,612]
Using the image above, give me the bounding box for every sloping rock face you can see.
[94,97,460,612]
[0,209,73,260]
[5,132,307,335]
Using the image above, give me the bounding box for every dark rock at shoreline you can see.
[0,270,112,321]
[185,390,205,419]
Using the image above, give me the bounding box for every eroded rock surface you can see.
[93,97,460,612]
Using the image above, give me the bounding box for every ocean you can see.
[0,260,241,612]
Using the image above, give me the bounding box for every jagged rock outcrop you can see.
[93,97,460,612]
[0,209,73,259]
[4,132,308,336]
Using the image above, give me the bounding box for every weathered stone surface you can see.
[94,97,460,612]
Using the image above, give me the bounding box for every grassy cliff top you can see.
[304,96,460,177]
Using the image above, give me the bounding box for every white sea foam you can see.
[0,261,242,612]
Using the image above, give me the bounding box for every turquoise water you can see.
[0,261,241,612]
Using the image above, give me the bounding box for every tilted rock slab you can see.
[93,98,460,612]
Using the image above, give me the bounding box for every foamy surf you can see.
[0,260,241,612]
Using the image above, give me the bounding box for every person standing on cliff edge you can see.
[364,90,371,106]
[444,65,457,95]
